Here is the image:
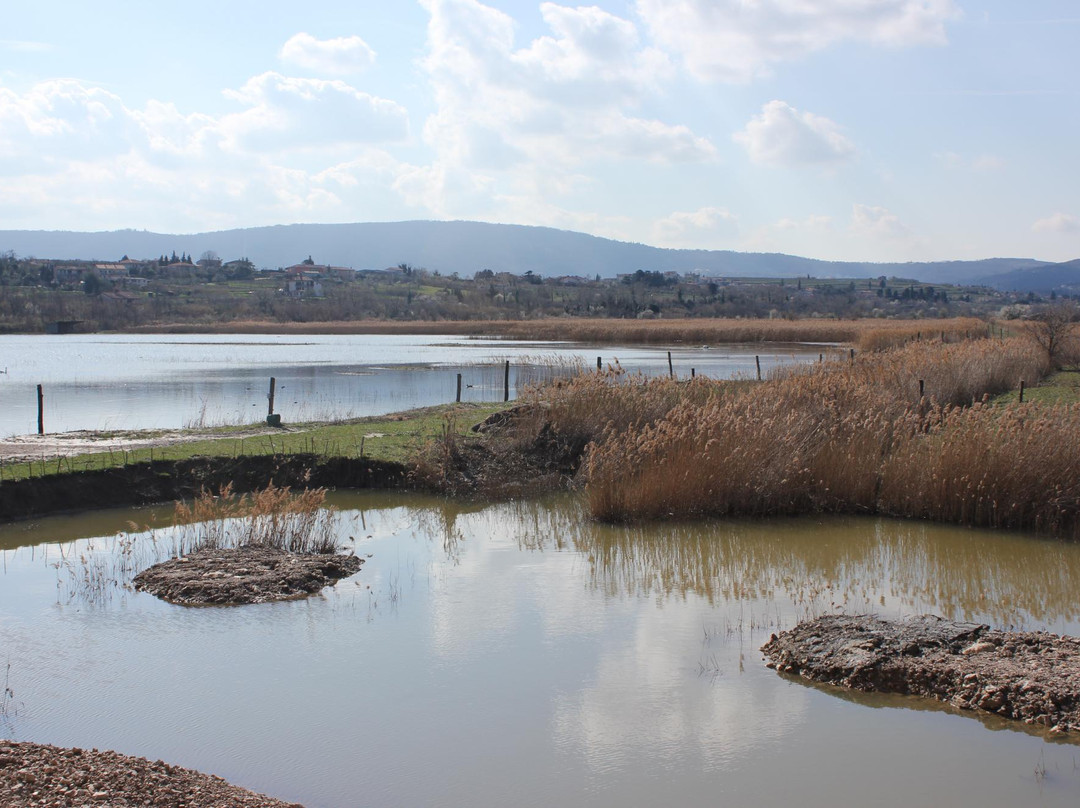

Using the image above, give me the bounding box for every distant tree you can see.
[1028,302,1079,369]
[83,273,103,295]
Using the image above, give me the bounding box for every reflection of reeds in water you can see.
[54,530,150,605]
[496,497,1080,631]
[54,485,341,604]
[172,483,339,555]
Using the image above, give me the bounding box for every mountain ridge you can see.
[0,220,1064,287]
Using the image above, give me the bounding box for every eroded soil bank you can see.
[0,454,406,522]
[132,546,362,605]
[761,614,1080,734]
[0,739,302,807]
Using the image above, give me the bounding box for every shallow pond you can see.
[0,334,821,435]
[2,494,1079,807]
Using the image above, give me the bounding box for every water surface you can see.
[1,495,1078,807]
[0,334,821,435]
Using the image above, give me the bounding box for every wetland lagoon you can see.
[2,492,1080,807]
[0,334,819,435]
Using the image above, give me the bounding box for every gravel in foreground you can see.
[0,740,303,807]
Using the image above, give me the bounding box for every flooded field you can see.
[2,493,1079,807]
[0,334,821,435]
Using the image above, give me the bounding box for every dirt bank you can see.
[0,454,406,522]
[761,614,1080,734]
[133,546,362,605]
[0,739,302,807]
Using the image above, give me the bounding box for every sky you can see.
[1,0,1078,263]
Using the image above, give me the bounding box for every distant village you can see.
[0,245,1034,334]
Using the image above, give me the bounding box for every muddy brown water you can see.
[2,492,1080,807]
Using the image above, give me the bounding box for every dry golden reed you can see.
[583,337,1073,537]
[173,483,338,554]
[135,316,986,347]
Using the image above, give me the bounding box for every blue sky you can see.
[1,0,1077,262]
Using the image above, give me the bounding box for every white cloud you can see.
[733,100,855,167]
[741,214,835,253]
[653,206,739,247]
[851,203,911,239]
[0,74,416,231]
[637,0,961,82]
[0,40,52,53]
[936,151,1004,171]
[413,0,715,216]
[279,32,376,75]
[1032,212,1080,234]
[220,72,409,151]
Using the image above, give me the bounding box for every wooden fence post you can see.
[667,351,674,378]
[1019,380,1025,403]
[504,360,510,402]
[37,384,44,435]
[267,377,276,417]
[456,373,462,403]
[756,355,762,381]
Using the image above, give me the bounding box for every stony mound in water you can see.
[761,614,1080,734]
[133,545,362,605]
[0,739,303,807]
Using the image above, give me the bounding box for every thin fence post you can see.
[597,356,602,370]
[456,373,462,403]
[919,379,924,399]
[268,377,276,417]
[691,368,695,379]
[504,360,510,402]
[667,351,674,379]
[1019,380,1025,403]
[849,348,855,363]
[755,355,762,381]
[37,384,44,435]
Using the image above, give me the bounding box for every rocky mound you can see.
[133,545,361,605]
[0,739,302,807]
[761,614,1080,734]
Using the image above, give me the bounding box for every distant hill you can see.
[974,259,1080,293]
[0,220,1058,287]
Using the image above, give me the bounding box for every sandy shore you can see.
[0,426,284,465]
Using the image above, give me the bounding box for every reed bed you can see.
[583,337,1072,536]
[172,483,338,554]
[135,316,986,347]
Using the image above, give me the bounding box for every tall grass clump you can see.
[880,402,1080,535]
[584,337,1064,534]
[412,365,731,496]
[173,483,338,554]
[855,319,987,352]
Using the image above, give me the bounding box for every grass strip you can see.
[0,402,508,484]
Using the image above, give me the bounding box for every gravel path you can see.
[0,740,303,807]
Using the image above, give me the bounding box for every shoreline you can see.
[0,739,303,807]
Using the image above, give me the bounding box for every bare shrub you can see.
[1023,302,1080,369]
